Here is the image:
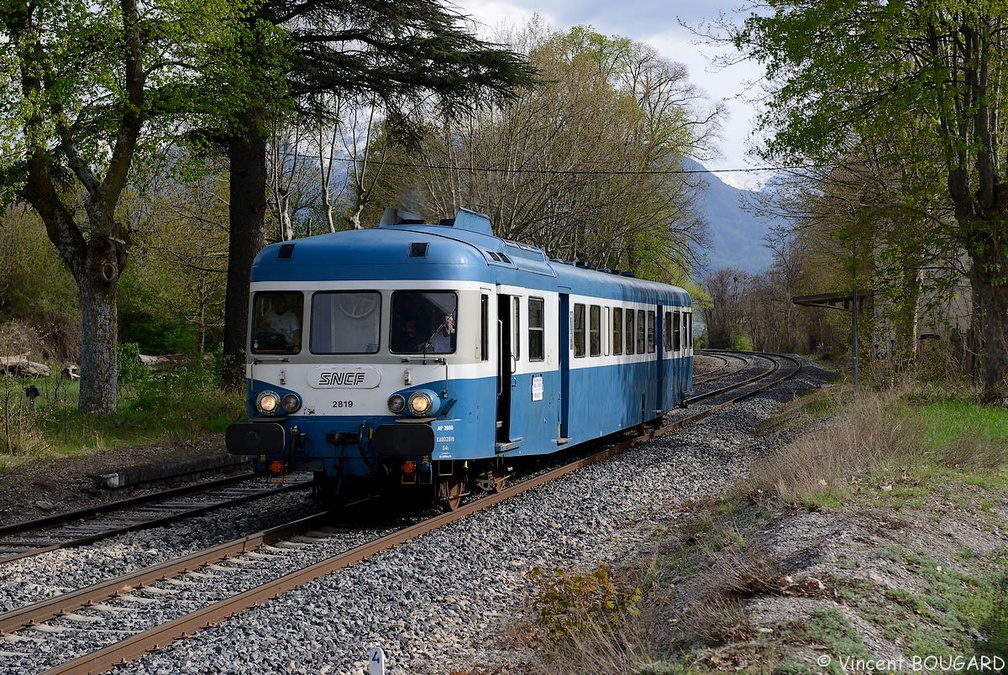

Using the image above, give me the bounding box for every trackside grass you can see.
[515,384,1008,673]
[0,367,245,469]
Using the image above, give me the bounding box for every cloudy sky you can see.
[453,0,770,188]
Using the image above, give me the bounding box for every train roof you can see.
[251,208,691,306]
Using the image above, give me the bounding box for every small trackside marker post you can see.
[368,646,387,675]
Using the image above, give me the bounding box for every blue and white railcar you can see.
[226,208,693,507]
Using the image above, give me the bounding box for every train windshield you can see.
[390,291,457,354]
[310,291,382,354]
[252,291,304,354]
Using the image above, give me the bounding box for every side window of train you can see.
[481,294,489,361]
[513,296,521,361]
[687,312,693,348]
[589,305,601,357]
[573,303,586,358]
[529,297,545,362]
[647,310,656,353]
[664,311,672,352]
[636,309,646,354]
[612,308,623,355]
[673,310,681,351]
[625,309,635,355]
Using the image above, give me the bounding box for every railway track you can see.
[0,474,312,563]
[0,352,803,675]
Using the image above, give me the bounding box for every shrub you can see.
[525,564,642,642]
[117,341,150,385]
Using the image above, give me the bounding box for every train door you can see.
[559,293,570,442]
[496,293,513,445]
[656,304,665,411]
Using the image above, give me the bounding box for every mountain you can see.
[684,157,779,275]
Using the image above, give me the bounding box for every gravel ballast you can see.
[0,357,832,674]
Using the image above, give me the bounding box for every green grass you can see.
[915,401,1008,448]
[1,367,244,463]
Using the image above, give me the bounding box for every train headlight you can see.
[256,390,281,416]
[407,391,435,417]
[281,393,301,413]
[387,393,406,414]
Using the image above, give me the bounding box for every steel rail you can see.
[0,473,254,538]
[41,354,803,675]
[0,512,331,636]
[0,478,312,565]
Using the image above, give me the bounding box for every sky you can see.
[453,0,771,189]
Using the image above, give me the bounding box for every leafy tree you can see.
[372,24,721,280]
[733,1,1008,404]
[0,0,239,413]
[216,0,538,388]
[123,154,231,355]
[0,206,79,356]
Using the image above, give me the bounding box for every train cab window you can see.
[390,291,457,353]
[309,291,380,354]
[253,291,304,354]
[664,312,672,352]
[612,308,623,355]
[573,303,586,358]
[647,311,656,353]
[625,309,635,355]
[637,309,646,354]
[529,297,545,361]
[589,305,601,357]
[673,310,682,351]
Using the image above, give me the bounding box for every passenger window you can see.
[308,291,379,354]
[253,291,304,354]
[637,309,645,354]
[573,303,586,357]
[529,297,544,362]
[664,311,672,352]
[625,309,635,355]
[647,311,656,353]
[612,308,623,355]
[589,305,601,357]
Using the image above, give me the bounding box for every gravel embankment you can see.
[0,358,832,674]
[118,359,831,675]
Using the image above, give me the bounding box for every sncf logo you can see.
[308,365,380,389]
[318,371,366,387]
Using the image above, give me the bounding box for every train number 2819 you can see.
[332,400,354,408]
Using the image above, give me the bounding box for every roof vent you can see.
[498,253,512,264]
[409,242,429,258]
[278,243,295,259]
[488,251,501,261]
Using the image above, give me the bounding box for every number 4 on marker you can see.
[368,646,386,675]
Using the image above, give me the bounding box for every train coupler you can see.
[267,460,287,485]
[400,459,433,484]
[401,460,418,484]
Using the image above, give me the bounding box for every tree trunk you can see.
[78,269,118,414]
[970,242,1008,405]
[221,112,268,390]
